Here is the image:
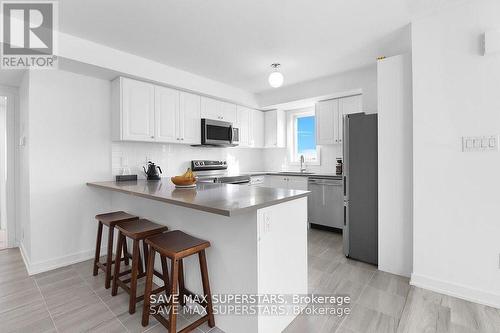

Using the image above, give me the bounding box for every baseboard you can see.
[378,264,411,278]
[19,241,31,273]
[411,273,500,309]
[19,245,107,276]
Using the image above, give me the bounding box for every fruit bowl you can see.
[171,168,197,187]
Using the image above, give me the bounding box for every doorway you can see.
[0,87,16,249]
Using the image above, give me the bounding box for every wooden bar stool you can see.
[142,230,215,332]
[112,219,169,314]
[94,211,139,289]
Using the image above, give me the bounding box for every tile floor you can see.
[0,228,499,332]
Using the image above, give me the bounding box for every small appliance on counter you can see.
[143,161,162,180]
[336,158,343,175]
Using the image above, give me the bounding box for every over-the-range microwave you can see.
[200,118,239,147]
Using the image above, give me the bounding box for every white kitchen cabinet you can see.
[262,175,308,190]
[264,110,285,148]
[222,101,237,123]
[286,176,308,191]
[154,86,179,143]
[113,77,155,141]
[201,97,236,122]
[236,106,250,147]
[315,99,338,145]
[337,95,362,144]
[113,77,200,144]
[179,91,201,144]
[249,109,264,148]
[315,95,362,145]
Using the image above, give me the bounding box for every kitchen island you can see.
[87,180,309,333]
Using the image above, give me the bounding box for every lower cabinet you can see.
[260,175,308,190]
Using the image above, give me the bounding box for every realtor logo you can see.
[1,1,58,68]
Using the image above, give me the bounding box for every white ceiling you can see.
[58,0,465,93]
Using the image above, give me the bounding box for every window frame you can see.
[287,108,321,166]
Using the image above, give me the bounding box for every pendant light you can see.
[268,63,284,88]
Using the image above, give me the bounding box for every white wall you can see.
[22,69,112,270]
[0,97,6,231]
[58,33,258,108]
[256,65,378,112]
[17,73,31,258]
[377,54,413,277]
[411,0,500,307]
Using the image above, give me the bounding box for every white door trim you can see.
[0,85,18,248]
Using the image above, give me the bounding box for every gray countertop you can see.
[87,180,310,217]
[240,171,343,179]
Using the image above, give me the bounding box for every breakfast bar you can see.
[87,180,309,333]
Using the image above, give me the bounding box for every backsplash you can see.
[262,145,343,174]
[111,142,264,178]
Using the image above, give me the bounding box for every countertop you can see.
[87,180,310,217]
[239,171,343,179]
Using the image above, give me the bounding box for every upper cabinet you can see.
[112,76,261,148]
[179,91,201,144]
[264,110,285,148]
[200,97,236,123]
[315,94,362,145]
[249,109,264,148]
[236,105,250,147]
[112,77,200,144]
[113,77,156,142]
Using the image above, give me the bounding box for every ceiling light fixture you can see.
[268,63,284,88]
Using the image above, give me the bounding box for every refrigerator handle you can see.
[343,204,347,226]
[343,176,346,196]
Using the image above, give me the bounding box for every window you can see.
[288,109,320,164]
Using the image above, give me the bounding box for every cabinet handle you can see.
[151,136,155,139]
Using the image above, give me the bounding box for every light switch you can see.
[462,135,498,152]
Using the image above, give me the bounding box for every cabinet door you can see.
[265,175,288,189]
[338,95,362,145]
[200,97,222,120]
[121,78,155,141]
[221,102,237,123]
[154,86,179,143]
[264,111,277,147]
[250,109,264,148]
[179,91,201,144]
[286,176,308,191]
[339,95,362,115]
[315,99,338,145]
[236,106,250,146]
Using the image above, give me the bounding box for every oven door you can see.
[201,119,233,145]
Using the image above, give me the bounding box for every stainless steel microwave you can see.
[201,118,239,146]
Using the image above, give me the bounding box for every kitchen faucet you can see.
[300,155,306,172]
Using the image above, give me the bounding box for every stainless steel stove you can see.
[192,160,251,185]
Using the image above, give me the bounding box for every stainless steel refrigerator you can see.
[343,113,378,265]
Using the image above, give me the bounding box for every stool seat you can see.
[147,231,210,258]
[116,219,168,239]
[95,211,138,226]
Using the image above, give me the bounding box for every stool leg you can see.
[93,222,103,276]
[123,238,129,266]
[142,241,149,273]
[141,248,156,327]
[178,259,186,306]
[199,250,215,327]
[160,256,170,291]
[105,225,115,289]
[169,258,180,332]
[129,239,140,314]
[112,231,124,296]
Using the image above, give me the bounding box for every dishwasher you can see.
[308,177,343,229]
